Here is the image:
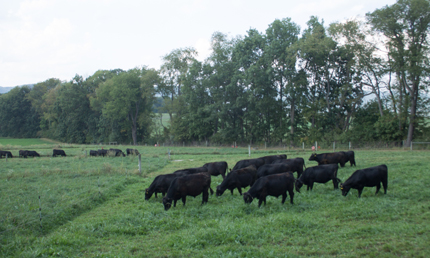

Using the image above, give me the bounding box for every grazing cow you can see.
[19,150,29,158]
[216,165,257,196]
[344,151,356,166]
[26,151,40,158]
[53,149,66,157]
[162,173,212,211]
[295,164,340,192]
[109,148,125,157]
[256,163,298,179]
[126,148,140,156]
[309,152,348,167]
[173,167,208,176]
[232,158,265,171]
[243,172,295,207]
[145,173,179,200]
[258,154,287,164]
[203,161,228,179]
[98,149,108,157]
[0,150,13,158]
[272,158,306,178]
[341,164,388,198]
[89,150,98,157]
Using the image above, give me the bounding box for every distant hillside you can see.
[0,84,34,94]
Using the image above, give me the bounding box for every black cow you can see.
[232,158,265,171]
[341,164,388,198]
[295,164,340,192]
[19,150,29,158]
[216,165,257,196]
[0,150,13,158]
[126,148,140,156]
[98,149,108,157]
[243,172,295,207]
[26,151,40,158]
[173,167,208,176]
[109,148,125,157]
[145,173,179,200]
[89,150,98,157]
[343,151,356,166]
[53,149,66,157]
[272,157,306,178]
[203,161,228,179]
[309,152,348,167]
[258,154,287,164]
[162,173,212,210]
[256,163,297,179]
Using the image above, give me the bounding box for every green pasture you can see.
[0,143,429,257]
[0,138,56,148]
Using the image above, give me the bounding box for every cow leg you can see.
[309,182,314,191]
[173,199,178,207]
[155,192,158,198]
[357,187,364,198]
[230,189,234,195]
[237,187,242,196]
[375,183,381,195]
[209,187,214,195]
[182,196,186,206]
[333,178,339,189]
[202,189,209,205]
[382,179,388,194]
[281,193,287,204]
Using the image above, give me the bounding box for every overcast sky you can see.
[0,0,397,87]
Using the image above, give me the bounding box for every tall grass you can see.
[1,147,429,257]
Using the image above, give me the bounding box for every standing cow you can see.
[203,161,228,179]
[232,158,265,171]
[309,152,348,167]
[243,172,295,207]
[340,164,388,198]
[258,154,287,164]
[126,148,140,156]
[295,164,340,192]
[216,165,257,196]
[162,173,212,211]
[145,173,179,200]
[53,149,66,157]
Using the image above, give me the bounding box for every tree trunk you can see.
[405,84,418,147]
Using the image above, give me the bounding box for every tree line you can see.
[1,0,429,146]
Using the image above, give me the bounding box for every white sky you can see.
[0,0,397,87]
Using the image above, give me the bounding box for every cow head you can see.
[216,185,225,197]
[309,153,317,161]
[295,179,303,193]
[243,192,253,204]
[162,197,173,211]
[145,188,152,200]
[340,183,350,196]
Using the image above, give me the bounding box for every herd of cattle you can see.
[145,151,388,211]
[0,148,140,158]
[0,149,67,158]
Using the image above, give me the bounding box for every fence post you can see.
[248,145,251,157]
[303,142,304,150]
[315,141,318,151]
[265,142,267,149]
[168,149,171,160]
[38,195,42,233]
[85,150,87,158]
[349,142,351,150]
[5,153,7,162]
[411,142,413,151]
[333,142,335,152]
[138,154,142,175]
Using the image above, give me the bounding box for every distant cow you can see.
[216,165,257,196]
[53,149,66,157]
[0,150,13,158]
[173,167,208,176]
[162,173,212,211]
[341,164,388,198]
[19,150,29,158]
[295,164,340,192]
[109,148,125,157]
[258,154,287,164]
[126,148,140,156]
[232,158,265,171]
[203,161,228,179]
[98,149,108,157]
[343,151,356,166]
[89,150,98,157]
[309,152,348,167]
[272,157,306,178]
[145,173,179,200]
[243,172,295,207]
[26,151,40,158]
[256,163,297,179]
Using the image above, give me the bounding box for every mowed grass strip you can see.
[2,148,430,257]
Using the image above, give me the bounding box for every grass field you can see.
[0,138,57,147]
[0,139,429,257]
